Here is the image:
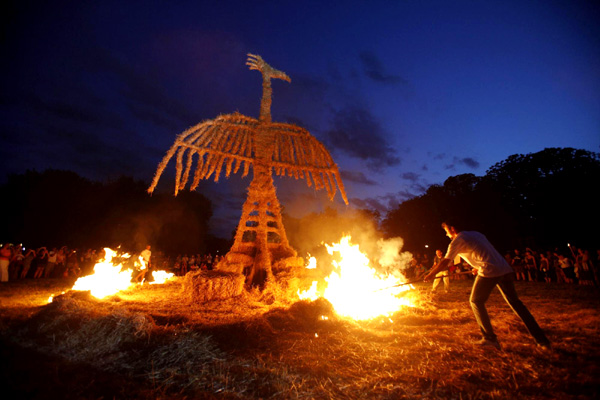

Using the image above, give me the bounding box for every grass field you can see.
[0,277,598,399]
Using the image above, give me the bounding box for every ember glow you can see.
[298,236,414,320]
[52,248,174,301]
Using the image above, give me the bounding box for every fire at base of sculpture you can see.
[270,255,306,293]
[183,270,245,303]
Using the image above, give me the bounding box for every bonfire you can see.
[299,236,415,320]
[49,248,174,302]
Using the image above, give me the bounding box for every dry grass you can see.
[0,278,598,399]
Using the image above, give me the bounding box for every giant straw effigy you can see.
[149,54,347,298]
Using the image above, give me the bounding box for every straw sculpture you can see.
[149,54,347,292]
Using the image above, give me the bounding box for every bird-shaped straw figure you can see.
[149,54,347,288]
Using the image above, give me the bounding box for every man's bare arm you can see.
[424,258,452,282]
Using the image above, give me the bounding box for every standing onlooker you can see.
[33,247,48,279]
[553,252,567,283]
[135,245,152,283]
[524,251,538,281]
[181,254,189,275]
[65,250,80,277]
[0,244,13,282]
[431,249,450,293]
[512,250,526,281]
[557,254,575,283]
[9,246,24,280]
[577,248,594,286]
[44,248,58,278]
[54,247,67,277]
[539,253,551,283]
[21,248,36,278]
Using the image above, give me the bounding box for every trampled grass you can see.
[0,278,598,399]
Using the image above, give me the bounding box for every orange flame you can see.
[50,248,174,301]
[298,236,414,320]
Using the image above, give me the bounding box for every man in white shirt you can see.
[431,249,450,293]
[425,221,550,350]
[136,245,152,283]
[141,245,152,268]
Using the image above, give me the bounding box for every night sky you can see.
[1,0,598,237]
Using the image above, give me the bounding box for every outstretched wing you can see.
[268,122,348,205]
[148,113,258,195]
[148,114,348,205]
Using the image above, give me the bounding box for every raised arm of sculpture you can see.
[246,53,291,83]
[246,53,290,123]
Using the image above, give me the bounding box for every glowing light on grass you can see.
[298,236,414,320]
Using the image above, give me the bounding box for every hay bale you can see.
[183,270,245,302]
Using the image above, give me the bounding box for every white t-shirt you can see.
[444,231,513,278]
[47,252,57,263]
[141,249,151,263]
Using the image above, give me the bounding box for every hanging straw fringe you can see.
[148,114,347,204]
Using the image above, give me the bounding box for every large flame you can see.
[299,236,414,320]
[53,248,174,300]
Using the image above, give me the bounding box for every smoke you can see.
[376,237,413,275]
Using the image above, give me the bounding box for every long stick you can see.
[375,270,473,291]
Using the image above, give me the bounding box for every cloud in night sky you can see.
[401,172,420,182]
[340,170,378,186]
[351,189,416,215]
[359,51,408,85]
[1,0,598,236]
[325,106,401,171]
[444,156,481,171]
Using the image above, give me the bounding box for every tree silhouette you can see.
[383,148,599,252]
[0,170,213,253]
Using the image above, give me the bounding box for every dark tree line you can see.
[2,147,597,259]
[382,148,599,253]
[0,169,216,255]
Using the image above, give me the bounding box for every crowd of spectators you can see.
[1,241,598,288]
[403,245,599,287]
[505,246,599,286]
[0,242,227,283]
[171,253,223,275]
[0,244,95,282]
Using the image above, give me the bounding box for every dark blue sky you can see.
[1,0,598,236]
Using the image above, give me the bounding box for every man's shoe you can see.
[474,338,501,350]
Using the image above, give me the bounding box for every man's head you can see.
[441,222,459,239]
[436,249,443,257]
